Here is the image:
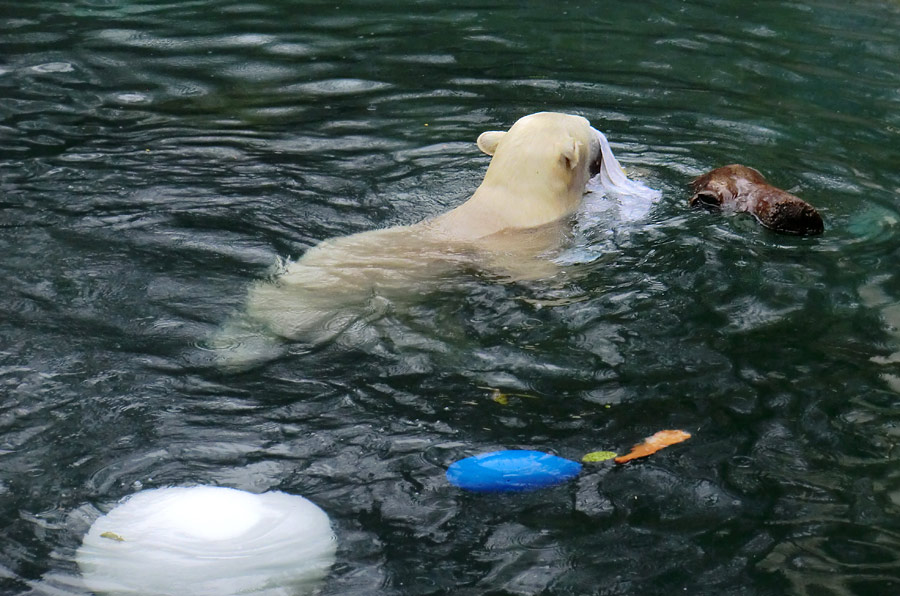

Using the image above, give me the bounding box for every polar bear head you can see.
[434,112,604,238]
[477,112,602,193]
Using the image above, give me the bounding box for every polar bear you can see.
[214,112,655,361]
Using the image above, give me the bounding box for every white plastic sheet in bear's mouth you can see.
[555,129,661,266]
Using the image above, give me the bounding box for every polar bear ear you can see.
[559,138,583,170]
[477,131,505,156]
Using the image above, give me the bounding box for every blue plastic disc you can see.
[446,450,582,492]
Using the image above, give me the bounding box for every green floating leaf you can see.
[100,531,125,542]
[490,389,509,406]
[582,451,618,463]
[485,387,538,406]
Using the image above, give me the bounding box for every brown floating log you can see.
[690,164,824,235]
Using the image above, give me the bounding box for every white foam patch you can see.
[77,486,337,596]
[591,128,661,219]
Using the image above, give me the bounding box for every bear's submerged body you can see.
[213,112,658,364]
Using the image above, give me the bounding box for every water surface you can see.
[2,1,900,594]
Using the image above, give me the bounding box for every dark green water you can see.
[2,0,900,594]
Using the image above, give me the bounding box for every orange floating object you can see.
[614,430,691,464]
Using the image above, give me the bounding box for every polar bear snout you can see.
[586,127,607,181]
[589,153,603,178]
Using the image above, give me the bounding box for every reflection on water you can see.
[2,0,900,594]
